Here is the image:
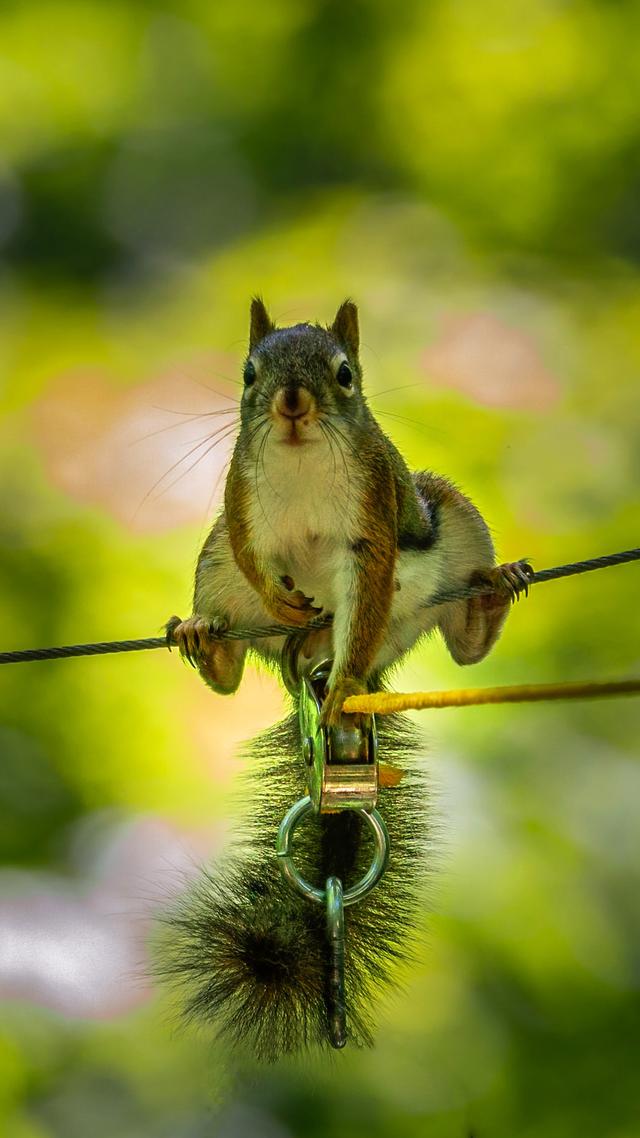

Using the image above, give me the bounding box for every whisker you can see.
[209,368,245,387]
[259,424,275,496]
[370,382,423,399]
[181,421,241,447]
[162,367,243,400]
[143,424,239,506]
[133,409,238,445]
[320,423,351,523]
[193,376,243,397]
[150,403,239,416]
[323,415,361,465]
[373,409,443,440]
[243,413,271,450]
[319,422,338,496]
[218,339,248,355]
[135,421,239,514]
[254,423,279,538]
[203,451,234,522]
[320,420,353,522]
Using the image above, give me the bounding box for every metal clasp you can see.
[282,635,378,813]
[325,877,346,1049]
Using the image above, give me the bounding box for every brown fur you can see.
[249,297,275,351]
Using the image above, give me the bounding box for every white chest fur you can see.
[247,436,360,611]
[245,433,448,658]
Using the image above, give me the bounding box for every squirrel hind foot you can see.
[471,559,534,606]
[320,676,367,729]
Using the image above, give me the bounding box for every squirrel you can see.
[167,298,531,722]
[158,300,532,1059]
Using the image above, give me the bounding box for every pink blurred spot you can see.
[188,667,287,785]
[421,312,560,411]
[31,355,239,532]
[0,814,222,1019]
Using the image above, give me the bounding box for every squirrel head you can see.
[239,298,368,450]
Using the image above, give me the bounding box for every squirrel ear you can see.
[331,300,359,357]
[249,297,275,351]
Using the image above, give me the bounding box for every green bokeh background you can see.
[1,2,639,1135]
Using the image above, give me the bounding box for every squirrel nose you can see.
[273,386,314,420]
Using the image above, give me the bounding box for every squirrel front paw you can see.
[165,614,244,694]
[166,614,229,664]
[320,676,367,729]
[469,559,534,609]
[264,577,323,628]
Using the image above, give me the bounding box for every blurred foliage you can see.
[0,1,639,1136]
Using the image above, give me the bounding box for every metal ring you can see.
[276,795,390,906]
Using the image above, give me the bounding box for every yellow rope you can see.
[343,678,640,715]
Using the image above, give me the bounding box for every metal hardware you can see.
[276,795,390,906]
[325,876,346,1049]
[281,631,308,697]
[293,654,379,813]
[277,637,389,1050]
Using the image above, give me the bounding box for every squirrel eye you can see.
[243,360,256,386]
[336,360,352,388]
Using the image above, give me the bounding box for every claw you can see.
[513,564,532,597]
[208,617,229,637]
[168,614,229,668]
[165,615,182,649]
[497,559,534,603]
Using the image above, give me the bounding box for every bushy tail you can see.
[155,711,431,1061]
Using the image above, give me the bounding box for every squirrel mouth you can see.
[272,414,315,446]
[280,423,308,447]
